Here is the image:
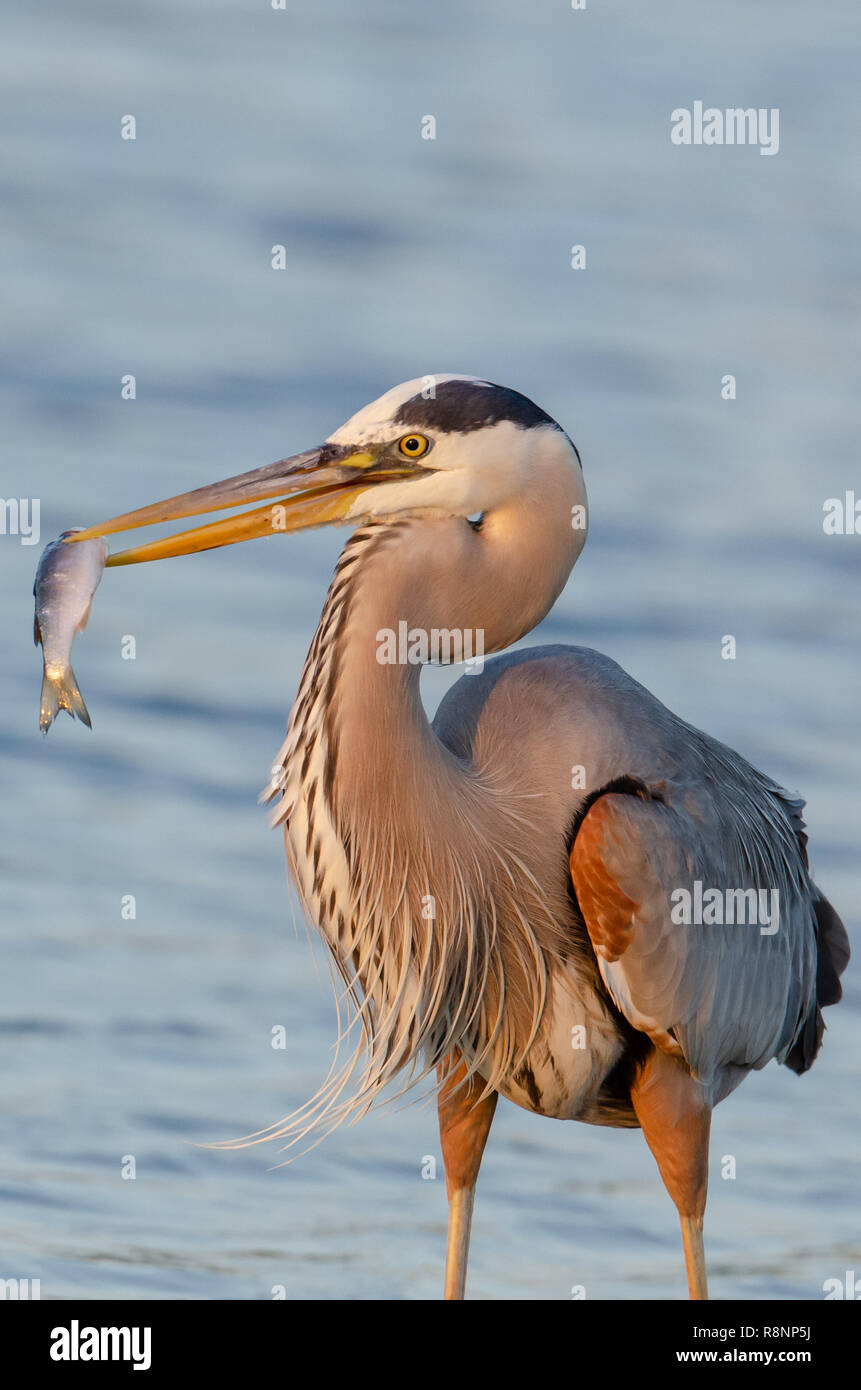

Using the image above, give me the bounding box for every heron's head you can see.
[69,375,587,565]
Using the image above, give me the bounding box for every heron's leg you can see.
[437,1052,497,1301]
[630,1047,711,1300]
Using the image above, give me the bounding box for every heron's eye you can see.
[398,433,430,458]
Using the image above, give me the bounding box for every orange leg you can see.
[630,1047,712,1300]
[437,1053,497,1300]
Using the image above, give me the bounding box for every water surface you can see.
[1,0,858,1299]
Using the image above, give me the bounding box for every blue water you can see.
[1,0,858,1299]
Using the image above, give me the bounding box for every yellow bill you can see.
[66,446,421,566]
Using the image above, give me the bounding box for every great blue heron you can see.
[72,375,849,1300]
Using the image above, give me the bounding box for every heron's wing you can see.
[569,789,821,1087]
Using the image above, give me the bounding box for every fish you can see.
[33,529,108,733]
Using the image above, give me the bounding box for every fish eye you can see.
[398,433,430,458]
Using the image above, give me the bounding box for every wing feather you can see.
[570,788,822,1093]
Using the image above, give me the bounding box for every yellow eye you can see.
[398,433,430,459]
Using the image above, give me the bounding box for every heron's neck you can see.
[315,501,579,848]
[272,502,583,1104]
[306,521,455,850]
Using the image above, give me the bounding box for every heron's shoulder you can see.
[432,645,808,834]
[432,645,660,739]
[438,644,646,707]
[431,644,666,770]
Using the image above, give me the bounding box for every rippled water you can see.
[1,1,858,1299]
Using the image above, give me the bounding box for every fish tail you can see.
[40,664,92,734]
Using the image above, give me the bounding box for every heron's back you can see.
[433,644,848,1111]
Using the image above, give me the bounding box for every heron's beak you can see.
[67,446,415,566]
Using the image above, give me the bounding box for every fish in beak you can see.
[67,444,424,566]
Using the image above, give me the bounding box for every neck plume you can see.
[252,484,586,1152]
